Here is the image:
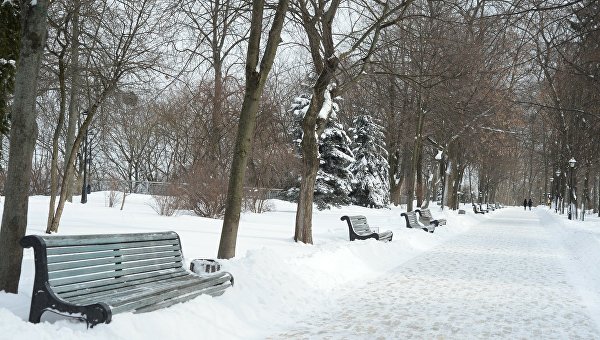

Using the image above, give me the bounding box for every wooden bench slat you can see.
[66,274,204,305]
[46,239,180,256]
[47,245,181,264]
[133,283,232,314]
[54,268,188,296]
[109,273,233,314]
[41,232,179,247]
[49,262,183,287]
[48,255,183,280]
[94,273,231,308]
[48,249,182,272]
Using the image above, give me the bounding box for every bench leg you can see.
[28,307,44,324]
[27,288,111,326]
[28,290,51,324]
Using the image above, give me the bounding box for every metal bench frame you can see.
[21,231,233,327]
[340,215,393,241]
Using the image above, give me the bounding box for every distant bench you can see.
[21,231,234,327]
[340,215,393,241]
[401,211,435,233]
[473,204,485,214]
[415,208,446,227]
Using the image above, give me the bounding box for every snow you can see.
[435,149,443,160]
[1,194,600,339]
[0,59,15,67]
[317,83,336,120]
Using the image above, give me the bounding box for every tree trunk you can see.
[207,0,224,164]
[294,57,339,244]
[210,58,224,162]
[64,2,81,202]
[218,0,289,259]
[388,149,402,205]
[446,143,465,210]
[398,148,411,204]
[415,147,424,207]
[0,0,48,293]
[584,163,591,211]
[46,52,68,232]
[218,73,261,258]
[47,85,114,233]
[408,103,424,211]
[441,159,451,209]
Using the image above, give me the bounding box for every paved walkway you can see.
[272,208,599,339]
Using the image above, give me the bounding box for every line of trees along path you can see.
[1,0,600,291]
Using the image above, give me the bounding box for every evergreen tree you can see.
[0,1,21,138]
[290,94,311,152]
[314,103,355,209]
[285,92,355,209]
[349,114,390,208]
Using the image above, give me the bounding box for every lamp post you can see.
[81,111,89,204]
[568,158,576,220]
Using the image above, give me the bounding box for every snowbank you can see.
[0,194,497,339]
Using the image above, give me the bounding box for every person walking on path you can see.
[528,198,533,210]
[523,198,527,210]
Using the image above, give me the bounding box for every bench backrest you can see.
[402,212,420,226]
[21,232,185,297]
[341,215,372,235]
[418,209,433,219]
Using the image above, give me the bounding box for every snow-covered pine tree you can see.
[349,114,390,208]
[284,92,355,209]
[289,94,311,152]
[314,102,355,210]
[281,93,311,202]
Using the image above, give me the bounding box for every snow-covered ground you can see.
[0,193,599,339]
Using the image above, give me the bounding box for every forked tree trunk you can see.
[0,0,49,293]
[294,58,339,244]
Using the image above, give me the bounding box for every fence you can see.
[90,179,284,199]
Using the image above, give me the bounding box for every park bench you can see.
[472,204,485,214]
[415,208,447,227]
[20,231,234,327]
[340,215,393,241]
[401,211,434,233]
